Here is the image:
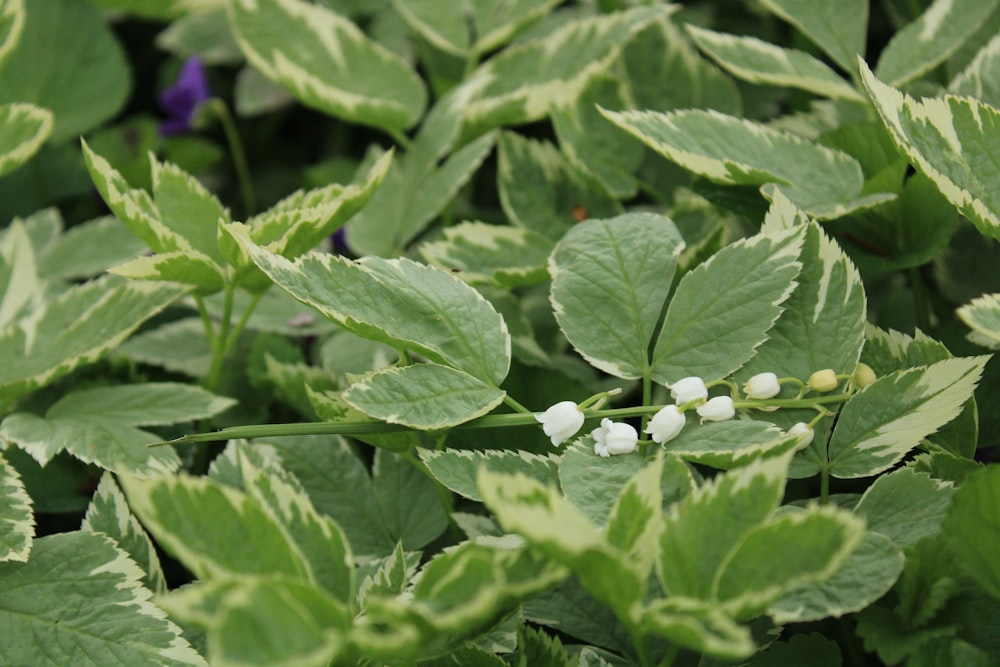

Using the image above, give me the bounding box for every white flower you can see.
[645,405,686,444]
[696,396,735,422]
[743,372,780,399]
[592,418,638,456]
[788,422,815,451]
[535,400,584,446]
[669,376,708,405]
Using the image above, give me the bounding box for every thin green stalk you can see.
[387,127,413,150]
[206,99,256,216]
[657,644,681,667]
[194,296,217,349]
[503,394,532,414]
[220,289,264,359]
[640,372,652,444]
[205,284,235,392]
[908,267,932,332]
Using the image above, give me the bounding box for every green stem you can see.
[205,284,235,392]
[908,267,932,332]
[503,395,532,414]
[387,127,413,150]
[640,372,652,448]
[820,463,831,504]
[206,98,256,217]
[657,644,681,667]
[194,296,217,349]
[220,289,264,359]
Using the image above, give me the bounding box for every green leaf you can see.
[558,441,650,526]
[343,363,505,429]
[391,0,560,57]
[0,451,31,562]
[477,469,644,612]
[35,215,147,281]
[118,318,212,379]
[0,220,40,331]
[0,276,183,404]
[0,103,52,178]
[861,61,1000,241]
[650,227,803,384]
[758,0,867,72]
[357,542,418,607]
[667,420,800,470]
[237,235,510,385]
[227,0,425,131]
[769,530,903,625]
[0,0,24,68]
[687,26,864,101]
[372,448,449,551]
[641,597,755,661]
[82,473,166,594]
[601,107,892,219]
[941,465,1000,600]
[734,221,866,392]
[748,632,843,667]
[235,447,355,604]
[420,221,553,287]
[828,356,988,478]
[0,0,129,142]
[120,474,312,581]
[549,212,684,379]
[108,251,227,292]
[151,156,229,265]
[714,505,865,619]
[420,447,560,502]
[263,435,396,558]
[604,454,663,579]
[497,132,621,241]
[875,0,1000,87]
[958,292,1000,349]
[463,5,668,129]
[854,468,955,548]
[658,453,791,600]
[209,577,349,667]
[0,531,206,666]
[1,383,234,475]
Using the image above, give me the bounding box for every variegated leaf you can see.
[420,447,560,502]
[420,221,553,287]
[950,33,1000,108]
[758,0,867,73]
[463,5,669,129]
[0,0,24,68]
[0,451,32,562]
[828,356,989,478]
[0,531,206,666]
[108,250,227,292]
[666,421,800,470]
[227,0,426,131]
[601,107,893,219]
[0,103,51,178]
[642,597,755,660]
[0,276,183,404]
[687,26,863,101]
[0,220,41,331]
[875,0,1000,87]
[957,292,1000,349]
[82,473,166,594]
[861,60,1000,241]
[151,155,229,265]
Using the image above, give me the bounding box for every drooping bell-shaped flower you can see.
[788,422,815,451]
[696,396,735,422]
[535,400,584,446]
[743,372,780,399]
[645,405,686,444]
[808,369,839,393]
[159,56,211,136]
[668,376,708,405]
[592,418,638,457]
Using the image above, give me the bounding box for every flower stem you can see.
[205,284,235,393]
[206,98,256,217]
[503,395,532,414]
[640,372,652,447]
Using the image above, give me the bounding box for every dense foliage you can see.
[1,0,999,665]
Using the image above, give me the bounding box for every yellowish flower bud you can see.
[808,369,839,393]
[853,362,877,389]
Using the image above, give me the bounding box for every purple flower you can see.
[159,57,211,136]
[331,227,352,256]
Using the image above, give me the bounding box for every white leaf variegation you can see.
[861,60,1000,241]
[0,103,53,178]
[420,221,553,287]
[758,0,867,73]
[0,531,206,666]
[0,0,25,68]
[957,292,1000,349]
[227,0,426,131]
[828,356,989,478]
[950,33,1000,108]
[420,447,560,502]
[601,107,894,219]
[0,452,32,562]
[686,26,864,102]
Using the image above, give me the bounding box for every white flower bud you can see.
[669,377,708,405]
[535,400,584,446]
[592,418,638,456]
[743,372,780,399]
[788,422,815,451]
[696,396,735,422]
[645,405,686,444]
[808,369,838,393]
